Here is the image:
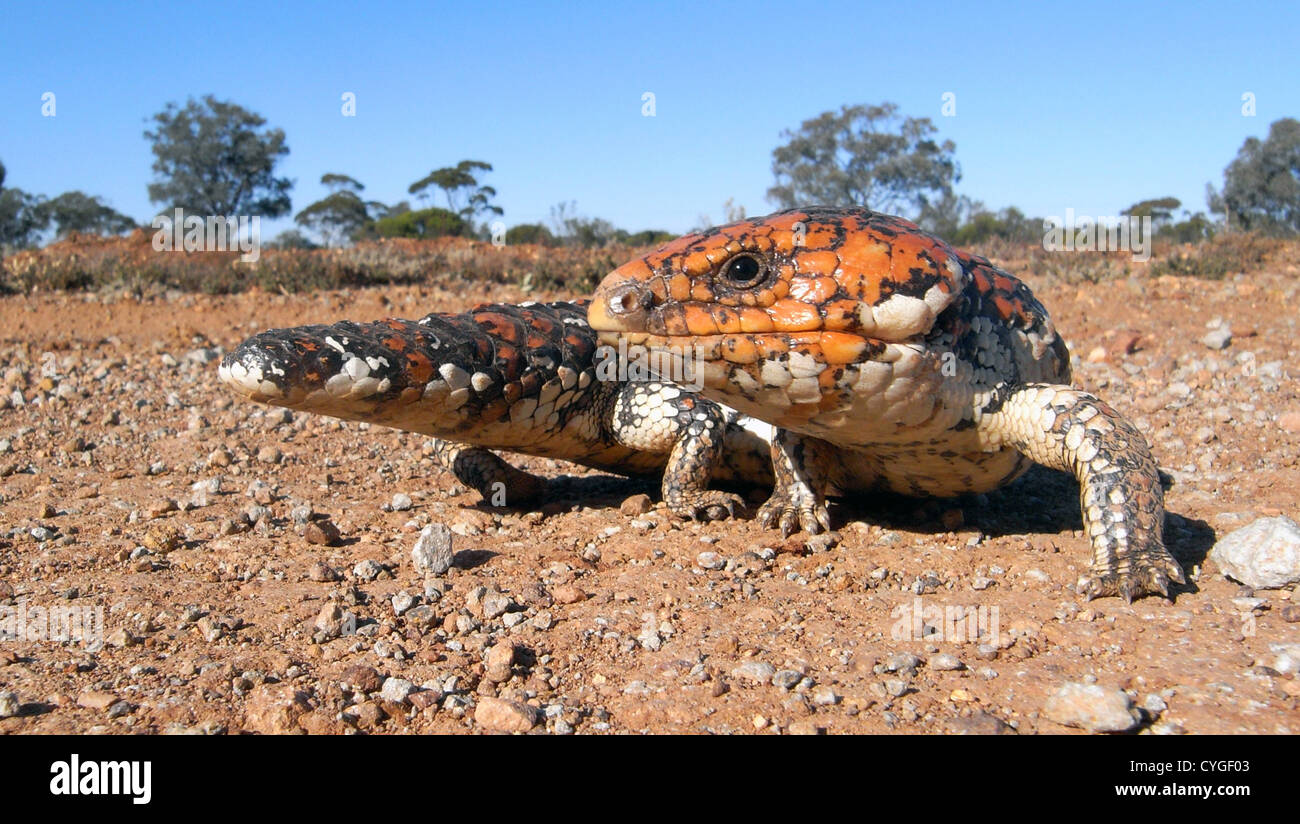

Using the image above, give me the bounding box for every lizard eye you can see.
[720,253,766,285]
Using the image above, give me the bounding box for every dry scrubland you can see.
[0,233,1298,734]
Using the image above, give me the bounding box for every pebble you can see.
[1202,326,1233,350]
[620,494,652,515]
[481,591,513,620]
[0,690,19,718]
[474,697,539,732]
[411,523,454,575]
[1272,643,1300,676]
[304,519,341,547]
[731,661,776,684]
[1043,683,1140,733]
[1209,516,1300,589]
[352,559,384,581]
[930,653,964,671]
[379,677,416,704]
[885,652,920,673]
[391,590,416,616]
[307,562,339,582]
[810,685,839,706]
[485,642,516,683]
[391,493,413,511]
[696,551,725,570]
[772,669,802,690]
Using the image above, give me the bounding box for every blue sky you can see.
[1,1,1296,238]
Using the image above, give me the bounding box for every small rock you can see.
[474,697,538,732]
[485,642,516,683]
[412,523,454,575]
[352,559,384,582]
[930,653,964,671]
[552,585,586,605]
[339,665,383,694]
[77,691,118,711]
[0,690,19,718]
[731,661,776,684]
[481,591,512,620]
[307,562,339,582]
[1043,683,1140,733]
[391,493,413,512]
[772,669,802,690]
[304,519,341,547]
[620,494,652,516]
[948,711,1016,735]
[1279,412,1300,434]
[1202,327,1232,350]
[810,685,839,706]
[696,551,725,570]
[379,677,416,704]
[391,590,416,616]
[1209,516,1300,589]
[244,684,311,734]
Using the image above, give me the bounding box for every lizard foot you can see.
[756,491,831,538]
[666,489,745,522]
[1077,548,1186,603]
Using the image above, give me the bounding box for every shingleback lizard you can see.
[589,206,1184,601]
[219,299,772,520]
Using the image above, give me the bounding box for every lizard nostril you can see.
[609,283,650,317]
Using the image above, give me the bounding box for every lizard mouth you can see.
[597,329,877,368]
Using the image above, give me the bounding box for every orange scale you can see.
[399,386,423,404]
[820,299,860,331]
[767,299,822,332]
[682,249,713,273]
[690,281,714,303]
[787,275,837,305]
[683,304,720,335]
[836,270,884,305]
[739,307,775,333]
[669,274,692,302]
[754,336,790,358]
[819,332,869,364]
[722,336,759,364]
[791,250,840,277]
[711,307,744,334]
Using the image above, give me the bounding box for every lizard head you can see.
[588,207,969,422]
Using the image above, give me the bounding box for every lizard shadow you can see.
[829,464,1215,588]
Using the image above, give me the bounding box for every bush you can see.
[505,223,555,246]
[1150,232,1282,279]
[373,207,465,239]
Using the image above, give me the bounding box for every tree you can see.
[1122,196,1181,228]
[41,191,136,238]
[0,160,50,249]
[408,160,502,223]
[144,95,293,218]
[372,207,466,239]
[1208,117,1300,234]
[294,173,385,246]
[768,103,959,216]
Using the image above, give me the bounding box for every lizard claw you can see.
[1077,552,1184,602]
[667,490,745,523]
[757,493,830,537]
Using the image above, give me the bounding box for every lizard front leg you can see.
[610,382,743,521]
[756,427,833,537]
[979,383,1185,602]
